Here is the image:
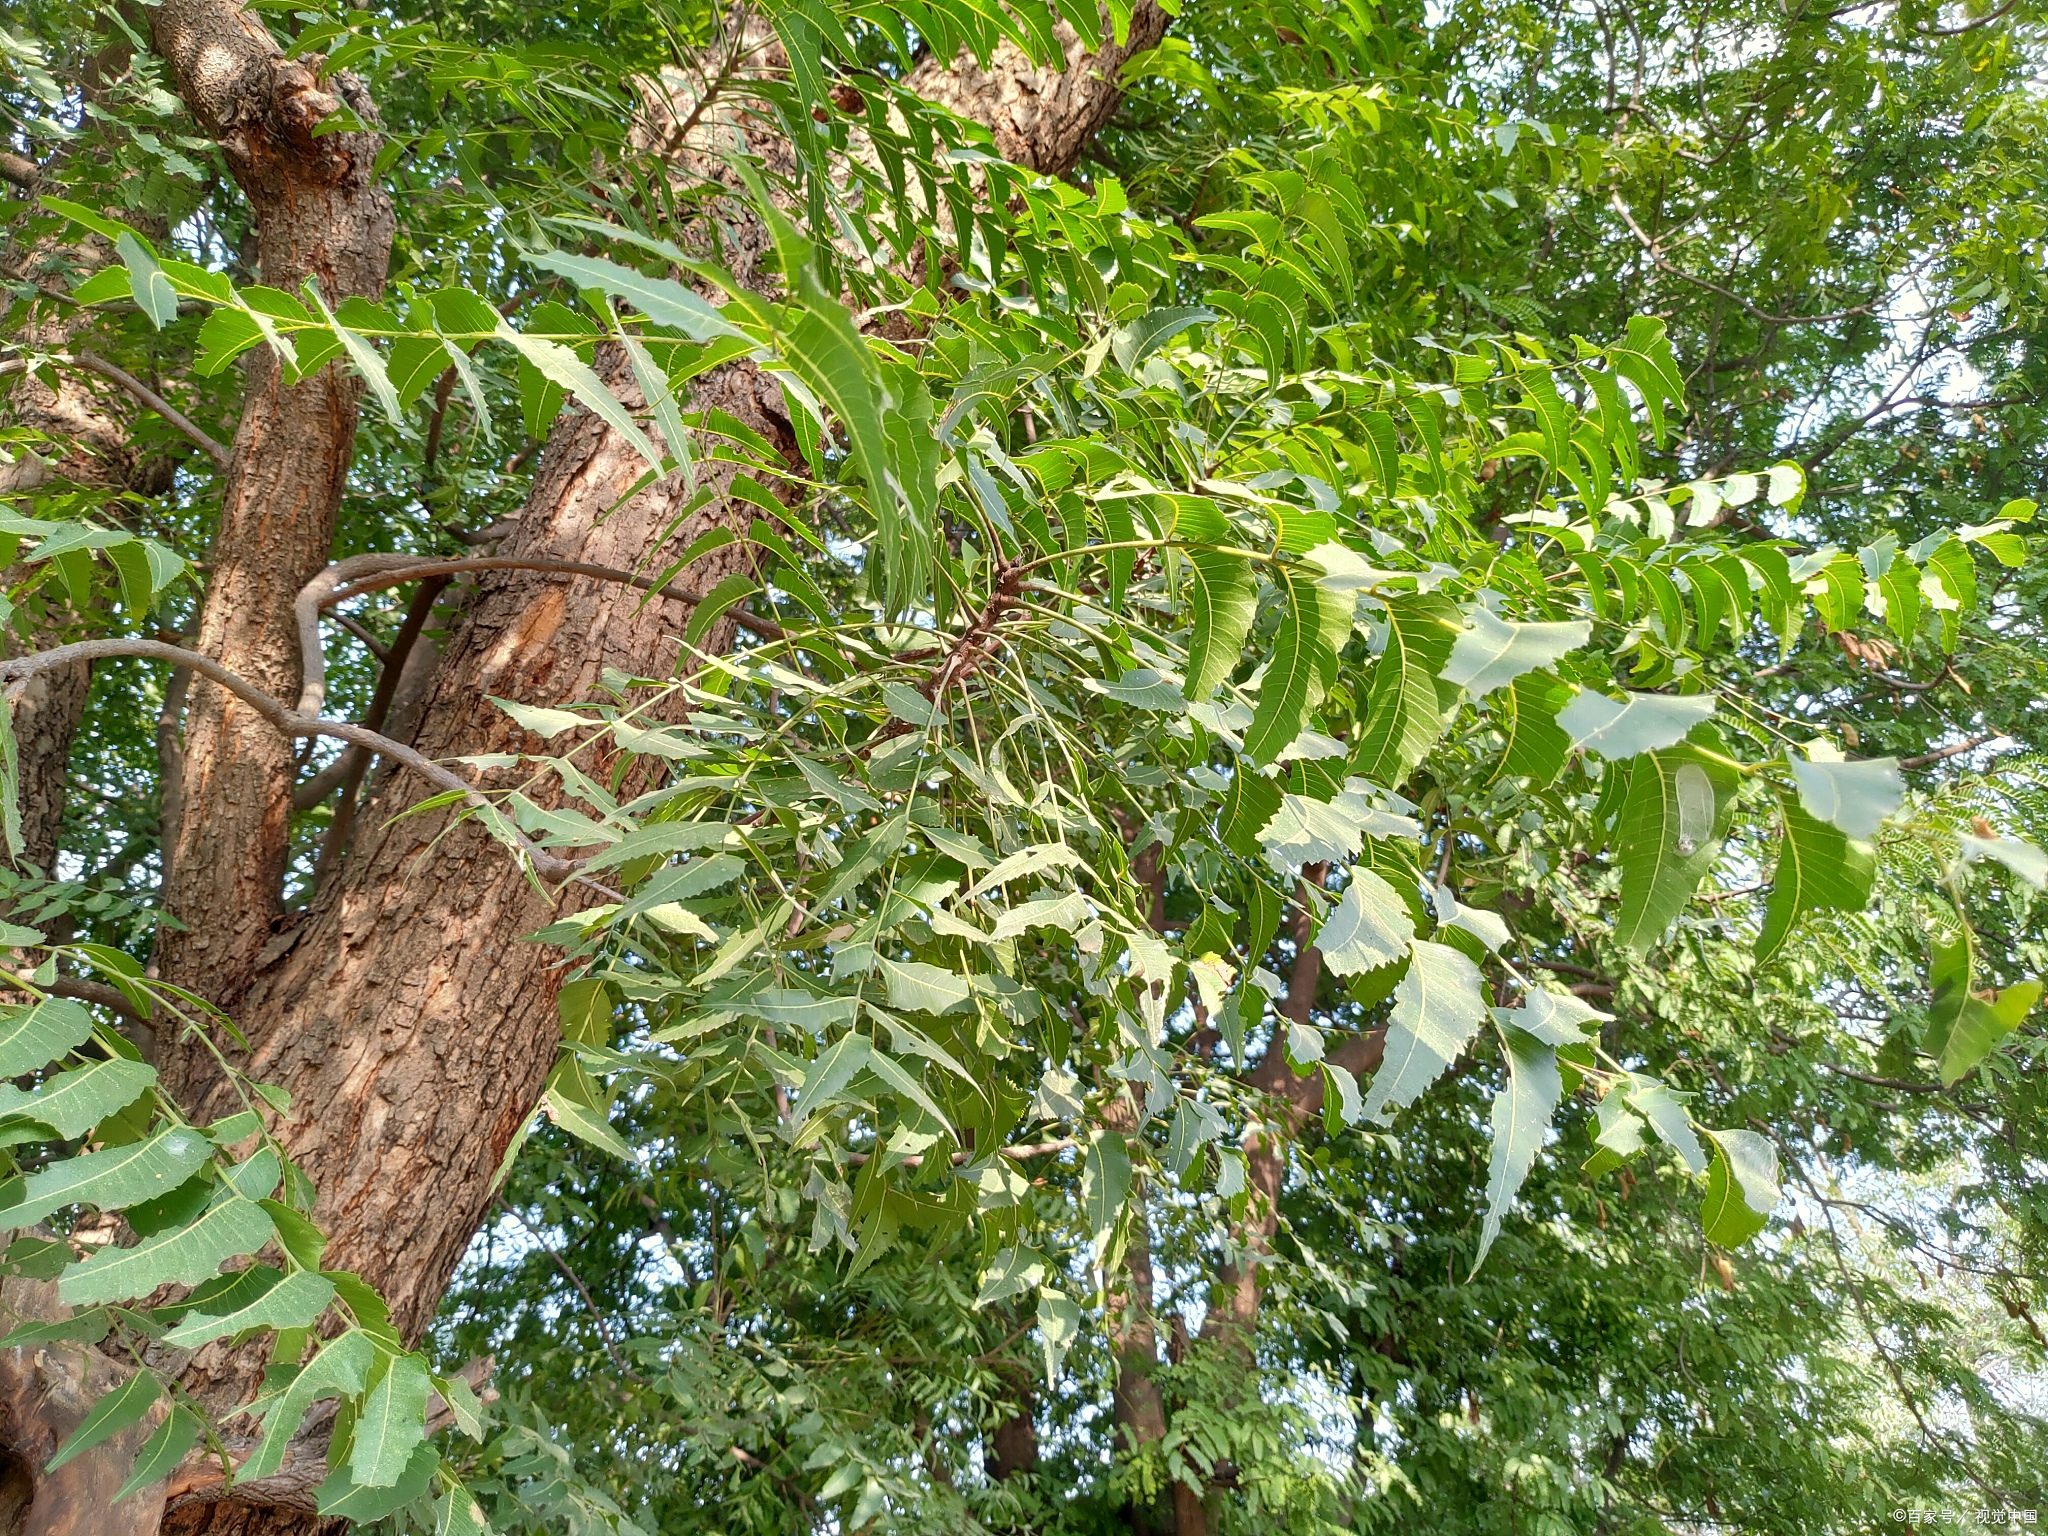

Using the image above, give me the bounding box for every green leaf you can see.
[242,1330,376,1483]
[973,1245,1046,1308]
[1786,753,1903,839]
[1757,794,1875,963]
[1037,1290,1081,1386]
[1472,1029,1562,1273]
[259,1198,329,1271]
[494,318,663,473]
[349,1353,432,1487]
[543,1059,633,1160]
[1362,941,1488,1122]
[1184,552,1257,703]
[161,1269,336,1348]
[1924,921,1974,1064]
[1081,1128,1130,1253]
[116,232,176,330]
[1557,691,1716,760]
[1627,1079,1705,1173]
[0,1127,212,1229]
[1701,1129,1779,1247]
[1940,980,2042,1086]
[112,1404,202,1503]
[1440,609,1591,698]
[1611,748,1737,955]
[1112,305,1213,370]
[59,1196,274,1306]
[1495,671,1574,785]
[45,1367,160,1473]
[1352,593,1460,785]
[320,1440,441,1518]
[0,996,95,1077]
[878,958,972,1015]
[1244,567,1348,764]
[525,249,748,341]
[0,1057,155,1139]
[1314,869,1415,975]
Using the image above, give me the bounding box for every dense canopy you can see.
[1,0,2046,1530]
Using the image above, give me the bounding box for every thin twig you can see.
[1901,733,1998,769]
[495,1198,647,1383]
[70,353,231,468]
[1608,193,1874,327]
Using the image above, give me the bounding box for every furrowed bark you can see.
[148,0,393,1008]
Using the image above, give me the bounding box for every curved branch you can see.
[0,351,230,468]
[294,554,784,716]
[0,638,607,886]
[1609,192,1876,327]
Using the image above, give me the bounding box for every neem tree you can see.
[0,0,2044,1529]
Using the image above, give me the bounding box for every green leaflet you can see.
[1081,1128,1130,1254]
[45,1367,159,1473]
[116,231,176,330]
[878,958,973,1015]
[1557,690,1716,760]
[1610,746,1738,955]
[1472,1027,1562,1274]
[0,1055,155,1138]
[1352,592,1460,786]
[1627,1079,1705,1173]
[544,1056,633,1160]
[1243,567,1349,764]
[1923,920,1974,1064]
[1940,980,2043,1086]
[1361,940,1488,1122]
[320,1441,440,1519]
[1786,754,1904,839]
[1756,794,1875,963]
[0,996,96,1078]
[242,1330,377,1483]
[1439,608,1591,698]
[493,318,664,474]
[1700,1129,1780,1248]
[1184,551,1257,702]
[525,248,747,341]
[1314,868,1415,975]
[1494,671,1574,786]
[161,1269,336,1348]
[349,1354,433,1488]
[112,1405,202,1504]
[0,1126,212,1228]
[59,1195,275,1306]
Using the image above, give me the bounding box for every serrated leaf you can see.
[543,1062,633,1160]
[1362,941,1488,1122]
[973,1245,1045,1308]
[0,996,95,1078]
[161,1269,335,1348]
[1940,980,2042,1086]
[495,318,664,473]
[1353,594,1460,785]
[1497,986,1610,1045]
[1112,305,1213,370]
[524,249,748,341]
[349,1354,431,1487]
[1315,869,1415,975]
[1440,609,1591,698]
[243,1330,376,1483]
[1757,794,1875,963]
[1627,1080,1705,1173]
[1958,834,2048,889]
[1257,779,1420,873]
[0,1057,155,1139]
[45,1367,160,1473]
[1472,1029,1561,1273]
[59,1196,274,1306]
[112,1404,201,1503]
[1786,755,1903,839]
[1557,691,1716,760]
[0,1127,211,1228]
[1611,748,1736,955]
[1701,1129,1779,1247]
[1037,1290,1081,1386]
[1081,1129,1130,1253]
[116,232,176,330]
[320,1439,439,1518]
[877,958,972,1015]
[1244,568,1348,764]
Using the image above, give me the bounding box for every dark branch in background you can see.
[0,352,230,467]
[294,552,786,716]
[0,151,38,190]
[0,637,612,887]
[1608,192,1877,327]
[0,971,150,1033]
[494,1196,648,1384]
[1902,732,1999,769]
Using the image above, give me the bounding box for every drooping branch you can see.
[294,553,786,716]
[66,352,230,468]
[0,638,606,886]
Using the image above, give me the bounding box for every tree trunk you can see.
[148,0,393,1009]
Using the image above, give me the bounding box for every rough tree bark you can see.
[89,2,1169,1531]
[148,0,393,1009]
